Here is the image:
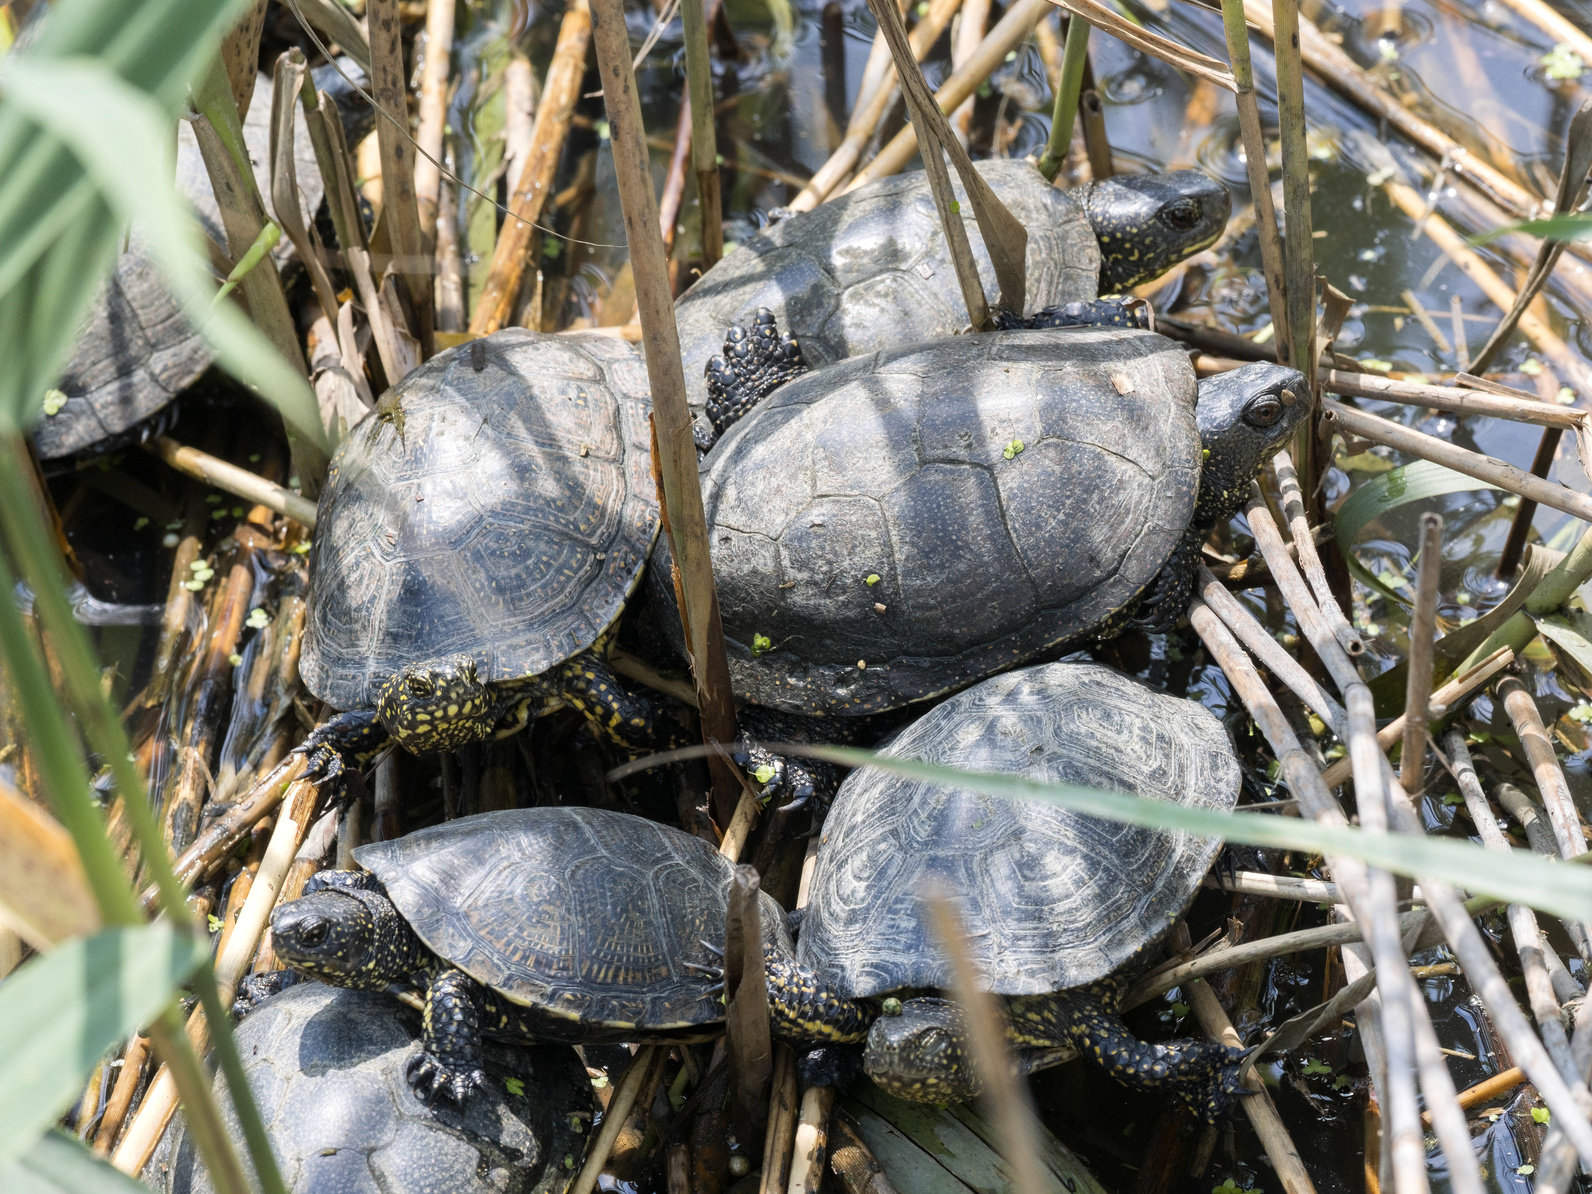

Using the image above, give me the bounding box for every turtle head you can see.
[863,997,983,1105]
[1193,363,1311,532]
[270,883,428,990]
[1083,171,1231,292]
[375,655,497,754]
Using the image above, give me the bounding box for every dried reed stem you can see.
[680,0,723,267]
[1400,513,1443,795]
[1324,370,1587,428]
[413,0,456,236]
[368,0,433,354]
[1275,450,1362,656]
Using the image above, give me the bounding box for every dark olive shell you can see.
[799,662,1240,997]
[300,330,658,711]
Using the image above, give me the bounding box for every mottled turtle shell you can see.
[799,662,1240,998]
[353,808,794,1031]
[34,64,370,461]
[301,330,659,711]
[149,982,591,1194]
[673,159,1097,421]
[647,328,1199,716]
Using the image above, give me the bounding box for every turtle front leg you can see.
[686,941,874,1046]
[295,710,390,807]
[697,308,807,452]
[547,649,682,752]
[993,298,1148,331]
[410,966,489,1105]
[1008,987,1250,1125]
[1127,530,1201,634]
[735,706,844,817]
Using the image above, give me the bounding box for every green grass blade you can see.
[1472,213,1592,245]
[0,1130,157,1194]
[1333,459,1498,604]
[797,744,1592,924]
[0,57,325,448]
[0,924,208,1171]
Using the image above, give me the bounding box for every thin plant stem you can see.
[680,0,722,267]
[1038,15,1088,183]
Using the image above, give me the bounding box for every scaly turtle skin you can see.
[149,981,591,1193]
[765,661,1251,1123]
[650,322,1308,722]
[672,160,1228,437]
[34,63,372,462]
[296,330,667,791]
[269,807,794,1104]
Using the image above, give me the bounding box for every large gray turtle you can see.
[672,160,1229,433]
[296,330,662,789]
[147,981,591,1194]
[33,62,371,461]
[649,327,1307,725]
[267,807,794,1103]
[762,661,1247,1122]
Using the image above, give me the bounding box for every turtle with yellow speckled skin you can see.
[268,807,794,1104]
[295,330,667,793]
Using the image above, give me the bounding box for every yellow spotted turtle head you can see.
[375,655,497,754]
[1191,362,1311,531]
[270,883,427,990]
[1083,170,1232,292]
[863,997,984,1106]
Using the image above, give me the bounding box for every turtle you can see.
[672,158,1230,440]
[147,980,591,1194]
[761,660,1249,1123]
[648,324,1309,739]
[33,61,372,462]
[295,329,668,791]
[267,806,794,1103]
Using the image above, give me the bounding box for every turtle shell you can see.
[352,808,794,1031]
[798,662,1240,999]
[673,159,1098,423]
[148,981,591,1194]
[300,330,659,711]
[647,327,1199,716]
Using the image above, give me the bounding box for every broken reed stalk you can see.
[1316,648,1512,789]
[288,0,372,74]
[1446,732,1578,1077]
[759,1045,800,1194]
[1321,397,1592,522]
[1496,425,1562,580]
[1217,0,1288,352]
[367,0,433,355]
[828,1112,898,1194]
[1323,370,1586,428]
[725,866,774,1147]
[922,890,1050,1194]
[413,0,456,240]
[149,437,317,528]
[842,0,1050,194]
[851,0,903,120]
[950,0,991,139]
[1037,14,1089,183]
[680,0,723,267]
[270,51,341,326]
[787,1084,839,1193]
[1400,513,1443,796]
[1274,450,1362,656]
[571,1047,662,1194]
[470,0,591,335]
[589,0,742,824]
[787,0,964,212]
[94,1033,150,1156]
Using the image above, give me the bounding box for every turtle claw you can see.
[406,1051,485,1107]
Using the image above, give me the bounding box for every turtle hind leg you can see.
[411,967,488,1106]
[1009,988,1251,1126]
[734,706,842,817]
[764,949,875,1045]
[295,710,390,808]
[700,307,807,451]
[550,649,682,752]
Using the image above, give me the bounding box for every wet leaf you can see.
[503,1076,525,1097]
[1301,1058,1332,1075]
[1533,1106,1551,1123]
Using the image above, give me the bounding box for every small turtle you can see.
[650,323,1308,731]
[34,63,372,462]
[764,661,1249,1123]
[296,330,668,791]
[148,981,590,1194]
[673,159,1229,437]
[268,807,793,1103]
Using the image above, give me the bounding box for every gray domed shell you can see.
[300,330,659,711]
[148,981,590,1194]
[648,327,1199,716]
[673,159,1098,422]
[352,808,794,1031]
[798,662,1240,999]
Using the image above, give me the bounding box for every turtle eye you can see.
[298,916,331,947]
[1245,394,1285,428]
[406,674,432,696]
[1163,199,1201,230]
